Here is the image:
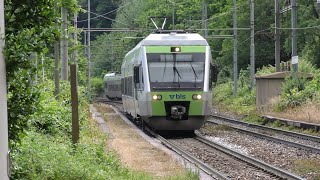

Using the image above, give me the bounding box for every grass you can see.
[293,159,320,179]
[267,120,320,136]
[11,119,152,180]
[11,79,199,180]
[242,114,267,125]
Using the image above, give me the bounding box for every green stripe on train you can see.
[146,46,206,53]
[151,92,204,116]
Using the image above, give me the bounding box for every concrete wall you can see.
[256,72,313,109]
[256,77,284,108]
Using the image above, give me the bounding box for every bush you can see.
[213,68,256,114]
[11,124,149,180]
[29,79,87,137]
[91,77,105,97]
[256,65,275,76]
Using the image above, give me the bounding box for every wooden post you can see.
[70,64,79,144]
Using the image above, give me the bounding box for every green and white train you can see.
[116,31,217,131]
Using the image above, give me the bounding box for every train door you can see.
[134,64,143,116]
[134,64,143,99]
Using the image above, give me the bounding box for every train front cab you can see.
[134,45,218,131]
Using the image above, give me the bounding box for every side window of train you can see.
[139,65,144,90]
[134,64,144,90]
[121,78,125,95]
[210,64,219,88]
[134,66,139,84]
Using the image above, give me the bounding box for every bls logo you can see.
[169,94,186,99]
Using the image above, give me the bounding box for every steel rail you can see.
[147,130,229,180]
[210,115,320,143]
[194,134,303,180]
[94,98,122,104]
[207,119,320,154]
[107,102,228,179]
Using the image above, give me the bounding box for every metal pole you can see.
[0,0,9,178]
[35,53,38,84]
[204,3,208,38]
[111,40,114,71]
[54,0,60,100]
[275,0,281,72]
[233,0,238,96]
[84,31,87,56]
[291,0,298,72]
[250,0,255,91]
[74,13,78,65]
[61,7,68,80]
[41,55,44,82]
[202,0,205,35]
[87,0,91,89]
[173,2,175,30]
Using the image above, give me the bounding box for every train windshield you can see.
[147,53,205,90]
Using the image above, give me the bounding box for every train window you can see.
[147,53,205,62]
[139,65,144,90]
[121,78,125,94]
[134,66,140,83]
[128,76,133,96]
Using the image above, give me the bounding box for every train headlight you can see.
[152,95,162,100]
[192,94,202,100]
[171,46,181,53]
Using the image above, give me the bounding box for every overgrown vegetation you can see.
[213,58,320,124]
[10,80,152,179]
[91,77,105,97]
[213,68,256,115]
[4,0,80,148]
[293,159,320,179]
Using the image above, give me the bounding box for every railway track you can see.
[209,115,320,154]
[161,133,302,179]
[95,98,122,105]
[97,100,307,179]
[147,130,229,180]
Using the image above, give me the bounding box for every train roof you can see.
[141,32,208,46]
[104,73,121,81]
[104,73,116,77]
[124,32,208,59]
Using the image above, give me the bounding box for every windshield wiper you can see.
[173,54,181,87]
[162,54,167,81]
[190,63,198,87]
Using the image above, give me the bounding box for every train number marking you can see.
[169,94,186,100]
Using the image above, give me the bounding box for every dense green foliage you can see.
[90,0,319,80]
[10,80,150,179]
[5,0,57,148]
[213,68,256,114]
[276,61,320,111]
[214,59,320,114]
[91,77,105,97]
[4,0,87,148]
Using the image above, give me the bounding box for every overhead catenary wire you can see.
[88,11,131,27]
[77,0,139,23]
[274,25,320,30]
